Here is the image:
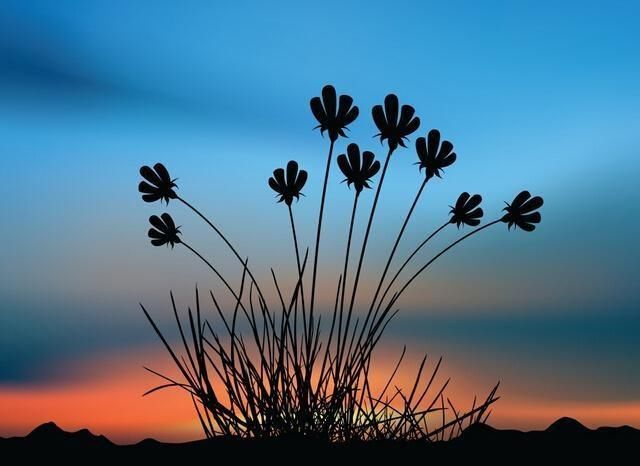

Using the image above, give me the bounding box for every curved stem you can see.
[375,221,449,316]
[309,139,335,324]
[392,220,501,307]
[368,177,428,319]
[347,147,394,317]
[180,240,243,307]
[354,220,501,365]
[177,196,266,303]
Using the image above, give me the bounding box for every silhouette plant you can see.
[138,85,544,442]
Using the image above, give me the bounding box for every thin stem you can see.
[368,177,428,318]
[309,139,335,326]
[375,221,450,316]
[287,205,302,271]
[336,192,359,373]
[177,196,266,304]
[287,204,307,316]
[392,220,501,306]
[180,240,243,306]
[347,147,394,317]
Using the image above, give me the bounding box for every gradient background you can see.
[1,0,639,443]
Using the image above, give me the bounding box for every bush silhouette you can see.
[137,85,543,441]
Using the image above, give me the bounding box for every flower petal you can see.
[343,106,359,126]
[439,140,454,158]
[521,212,541,224]
[149,215,167,233]
[272,168,286,187]
[337,94,354,120]
[520,196,544,213]
[399,105,416,129]
[310,96,327,124]
[337,154,351,179]
[161,213,176,231]
[456,192,470,210]
[142,193,161,203]
[512,191,532,208]
[153,163,171,183]
[295,169,308,192]
[384,94,399,126]
[466,194,482,211]
[140,165,162,187]
[322,85,337,118]
[428,129,440,158]
[347,143,360,173]
[518,222,536,232]
[268,177,283,194]
[372,105,387,132]
[403,116,420,137]
[286,161,299,188]
[415,136,427,161]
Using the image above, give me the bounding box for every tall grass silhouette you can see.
[137,85,543,441]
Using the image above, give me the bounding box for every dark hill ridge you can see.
[25,421,113,446]
[1,419,638,461]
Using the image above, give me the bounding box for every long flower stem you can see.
[368,177,428,318]
[336,192,359,373]
[375,221,449,315]
[177,196,265,303]
[391,220,501,307]
[180,240,243,307]
[287,204,307,322]
[309,139,335,331]
[346,147,394,318]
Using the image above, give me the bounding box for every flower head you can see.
[501,191,544,232]
[416,129,457,180]
[139,163,177,204]
[268,161,308,206]
[449,192,483,228]
[310,85,359,141]
[148,213,181,248]
[337,143,380,194]
[372,94,420,150]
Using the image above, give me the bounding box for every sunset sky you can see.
[1,0,639,444]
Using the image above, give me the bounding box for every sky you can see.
[1,0,639,443]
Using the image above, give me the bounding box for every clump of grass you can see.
[137,85,543,441]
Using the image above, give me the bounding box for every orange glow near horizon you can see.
[1,347,639,444]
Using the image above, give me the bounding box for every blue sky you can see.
[0,0,639,431]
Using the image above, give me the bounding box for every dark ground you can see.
[2,418,638,462]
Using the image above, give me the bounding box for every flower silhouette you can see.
[310,85,359,141]
[268,160,308,206]
[148,213,181,248]
[139,163,177,204]
[449,192,483,228]
[337,143,381,194]
[416,129,457,180]
[501,191,544,232]
[372,94,420,150]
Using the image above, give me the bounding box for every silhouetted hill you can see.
[1,419,637,461]
[25,421,113,447]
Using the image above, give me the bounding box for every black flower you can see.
[139,163,177,204]
[337,143,380,194]
[372,94,420,150]
[268,161,308,206]
[501,191,544,232]
[416,129,457,180]
[310,85,359,141]
[148,213,181,248]
[449,192,483,228]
